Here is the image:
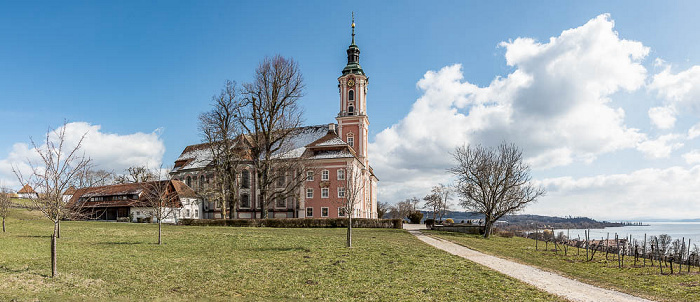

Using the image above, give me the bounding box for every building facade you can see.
[171,21,378,219]
[68,180,201,223]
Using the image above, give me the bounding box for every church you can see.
[170,20,378,220]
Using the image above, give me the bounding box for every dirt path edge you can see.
[410,230,655,302]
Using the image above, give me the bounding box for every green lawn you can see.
[427,231,700,302]
[0,209,563,301]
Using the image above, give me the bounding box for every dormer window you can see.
[348,90,354,101]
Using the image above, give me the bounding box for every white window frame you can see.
[306,207,313,217]
[194,209,199,218]
[347,135,354,148]
[306,188,313,198]
[337,169,345,180]
[338,207,346,217]
[321,207,329,217]
[321,170,329,181]
[338,187,345,198]
[321,188,329,198]
[306,171,314,181]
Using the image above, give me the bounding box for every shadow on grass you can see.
[98,241,144,245]
[0,265,49,278]
[248,247,311,252]
[17,235,51,238]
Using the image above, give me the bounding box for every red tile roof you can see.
[17,184,36,194]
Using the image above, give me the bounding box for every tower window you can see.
[348,90,354,101]
[347,134,354,148]
[241,170,250,189]
[348,105,354,115]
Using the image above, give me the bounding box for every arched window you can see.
[348,105,354,115]
[348,90,354,101]
[186,176,191,187]
[241,170,250,189]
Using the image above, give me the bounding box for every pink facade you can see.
[171,20,378,219]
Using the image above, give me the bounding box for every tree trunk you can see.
[57,220,60,239]
[2,217,5,232]
[346,216,352,248]
[483,220,493,238]
[51,221,58,278]
[158,220,162,245]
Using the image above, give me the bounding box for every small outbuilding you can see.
[17,184,38,199]
[68,180,200,223]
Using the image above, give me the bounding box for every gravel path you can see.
[409,230,654,302]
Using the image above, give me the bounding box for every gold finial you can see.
[352,12,355,28]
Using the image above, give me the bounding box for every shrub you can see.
[424,219,435,228]
[445,218,454,224]
[496,230,514,238]
[408,211,423,224]
[178,218,403,229]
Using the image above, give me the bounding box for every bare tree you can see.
[376,200,390,219]
[74,165,115,188]
[115,166,157,184]
[337,163,366,248]
[12,122,91,277]
[140,168,178,245]
[239,55,306,218]
[450,143,545,238]
[433,184,451,221]
[199,80,244,219]
[0,186,11,232]
[391,198,416,220]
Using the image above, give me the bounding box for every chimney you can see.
[328,123,336,133]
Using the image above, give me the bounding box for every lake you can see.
[555,222,700,246]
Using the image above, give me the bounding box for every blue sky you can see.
[3,1,700,220]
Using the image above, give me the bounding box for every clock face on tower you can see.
[347,78,355,87]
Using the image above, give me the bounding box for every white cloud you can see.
[689,123,700,139]
[648,106,676,129]
[531,166,700,220]
[648,64,700,130]
[0,122,165,189]
[371,14,649,203]
[636,133,684,159]
[682,150,700,165]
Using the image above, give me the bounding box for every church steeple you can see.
[342,12,364,76]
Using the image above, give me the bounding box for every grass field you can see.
[0,209,563,301]
[427,231,700,302]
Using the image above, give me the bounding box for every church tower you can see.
[337,14,370,167]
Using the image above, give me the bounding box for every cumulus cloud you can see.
[648,106,677,129]
[0,122,165,189]
[649,65,700,116]
[682,150,700,165]
[636,133,684,158]
[531,166,700,220]
[371,14,650,203]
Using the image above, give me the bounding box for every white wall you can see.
[130,197,201,223]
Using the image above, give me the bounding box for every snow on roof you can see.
[316,137,347,146]
[176,148,214,171]
[309,150,354,160]
[270,125,331,159]
[173,125,333,167]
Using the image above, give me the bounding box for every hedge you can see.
[178,218,403,229]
